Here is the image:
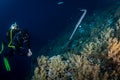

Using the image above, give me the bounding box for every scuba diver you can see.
[6,22,32,57]
[0,22,32,71]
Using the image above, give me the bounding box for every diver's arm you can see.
[26,39,32,57]
[27,48,32,57]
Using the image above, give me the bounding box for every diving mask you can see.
[10,22,18,30]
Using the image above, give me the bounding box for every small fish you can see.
[57,1,64,5]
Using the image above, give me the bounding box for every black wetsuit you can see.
[5,28,31,57]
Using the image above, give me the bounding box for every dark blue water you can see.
[0,0,118,80]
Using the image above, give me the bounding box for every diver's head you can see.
[10,22,19,30]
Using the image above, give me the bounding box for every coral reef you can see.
[32,56,48,80]
[32,53,120,80]
[32,55,69,80]
[108,38,120,65]
[32,4,120,80]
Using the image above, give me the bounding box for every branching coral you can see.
[48,55,68,80]
[108,38,120,65]
[81,26,114,57]
[32,55,69,80]
[32,56,48,80]
[81,41,100,56]
[100,27,114,41]
[67,53,101,80]
[32,53,114,80]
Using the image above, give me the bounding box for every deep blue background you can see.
[0,0,117,80]
[0,0,115,52]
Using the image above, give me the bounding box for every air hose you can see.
[8,29,15,49]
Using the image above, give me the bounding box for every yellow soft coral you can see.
[32,56,48,80]
[108,38,120,65]
[48,55,68,79]
[67,53,101,80]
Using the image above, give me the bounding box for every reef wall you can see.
[32,4,120,80]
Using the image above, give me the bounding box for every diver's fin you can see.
[0,42,4,54]
[3,57,11,71]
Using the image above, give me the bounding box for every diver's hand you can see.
[27,49,32,57]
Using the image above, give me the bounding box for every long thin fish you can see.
[69,9,87,40]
